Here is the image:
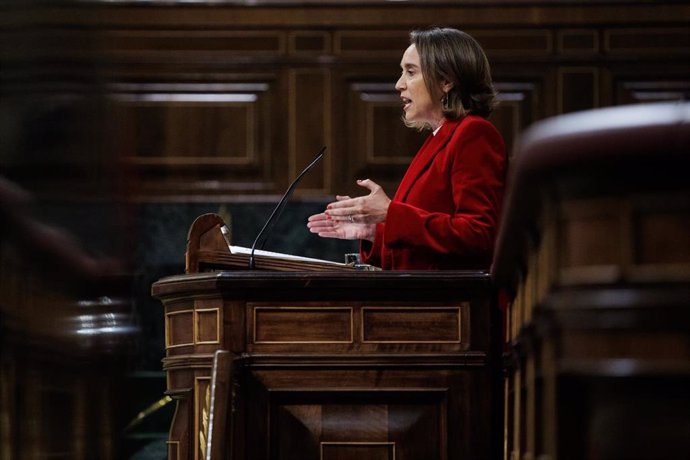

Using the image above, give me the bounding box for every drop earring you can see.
[442,93,450,111]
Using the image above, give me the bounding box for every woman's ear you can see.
[441,81,454,93]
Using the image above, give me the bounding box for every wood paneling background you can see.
[2,0,688,201]
[1,2,688,456]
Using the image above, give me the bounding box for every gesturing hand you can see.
[325,179,391,225]
[307,194,377,241]
[306,211,376,241]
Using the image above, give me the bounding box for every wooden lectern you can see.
[152,214,502,460]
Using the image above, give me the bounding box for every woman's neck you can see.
[430,117,445,132]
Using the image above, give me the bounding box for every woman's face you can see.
[395,44,443,130]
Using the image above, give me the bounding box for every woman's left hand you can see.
[325,179,391,224]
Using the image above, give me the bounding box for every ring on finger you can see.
[348,215,354,223]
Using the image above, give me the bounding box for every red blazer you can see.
[361,115,506,270]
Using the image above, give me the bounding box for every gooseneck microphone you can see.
[248,146,326,269]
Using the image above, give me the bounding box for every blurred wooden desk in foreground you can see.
[492,102,690,460]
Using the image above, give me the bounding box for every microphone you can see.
[249,146,326,269]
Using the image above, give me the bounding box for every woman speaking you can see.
[307,27,506,270]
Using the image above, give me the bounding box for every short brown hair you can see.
[410,27,497,121]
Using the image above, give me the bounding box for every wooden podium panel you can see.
[152,270,501,460]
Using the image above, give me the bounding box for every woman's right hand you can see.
[306,212,376,241]
[307,195,377,241]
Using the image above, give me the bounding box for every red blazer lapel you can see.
[394,120,458,202]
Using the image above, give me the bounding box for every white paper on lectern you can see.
[229,245,346,266]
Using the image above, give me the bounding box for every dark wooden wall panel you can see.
[2,1,689,200]
[289,69,331,193]
[616,80,690,105]
[558,68,599,114]
[558,29,599,55]
[289,31,330,55]
[472,30,553,56]
[336,30,408,56]
[111,80,279,195]
[102,30,286,54]
[605,28,690,55]
[492,82,540,157]
[347,80,427,193]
